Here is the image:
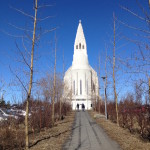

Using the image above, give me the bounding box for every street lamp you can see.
[101,76,107,120]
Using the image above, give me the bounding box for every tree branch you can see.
[42,27,57,34]
[0,29,25,38]
[116,18,150,34]
[8,23,32,32]
[120,5,150,23]
[9,66,28,94]
[37,15,56,21]
[37,4,54,9]
[15,42,31,70]
[10,6,34,19]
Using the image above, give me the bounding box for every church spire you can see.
[72,20,89,69]
[74,20,87,52]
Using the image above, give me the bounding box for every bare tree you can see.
[105,49,108,117]
[149,78,150,104]
[0,78,5,100]
[98,55,101,113]
[3,1,56,149]
[113,13,119,125]
[24,0,38,149]
[52,34,57,125]
[118,1,150,104]
[134,81,143,105]
[6,0,38,148]
[60,51,65,119]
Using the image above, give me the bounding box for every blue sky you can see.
[0,0,149,103]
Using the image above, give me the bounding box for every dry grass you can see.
[0,118,25,150]
[0,127,25,150]
[89,111,150,150]
[30,111,75,150]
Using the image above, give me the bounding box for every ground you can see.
[89,111,150,150]
[63,111,121,150]
[29,111,75,150]
[29,110,150,150]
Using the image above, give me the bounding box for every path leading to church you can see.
[63,111,121,150]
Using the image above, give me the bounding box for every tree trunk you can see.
[60,52,65,119]
[59,97,62,119]
[25,0,37,149]
[98,55,101,113]
[149,77,150,104]
[52,34,57,126]
[113,13,119,126]
[105,50,107,118]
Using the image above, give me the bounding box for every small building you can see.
[64,20,99,110]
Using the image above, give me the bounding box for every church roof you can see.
[74,20,86,46]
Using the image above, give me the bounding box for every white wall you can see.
[64,66,99,110]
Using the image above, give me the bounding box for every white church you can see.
[64,20,99,110]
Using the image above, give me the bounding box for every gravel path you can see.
[63,111,121,150]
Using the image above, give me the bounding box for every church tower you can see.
[72,20,89,69]
[64,20,99,110]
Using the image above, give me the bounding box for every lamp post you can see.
[101,76,107,120]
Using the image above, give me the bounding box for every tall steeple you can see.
[74,20,87,53]
[72,20,89,69]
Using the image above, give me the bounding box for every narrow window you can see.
[85,73,86,89]
[76,45,78,49]
[87,80,88,95]
[93,83,95,92]
[79,43,81,49]
[82,45,84,49]
[73,80,75,95]
[80,80,82,95]
[76,72,78,95]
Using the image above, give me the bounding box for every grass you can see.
[0,111,75,150]
[29,111,75,150]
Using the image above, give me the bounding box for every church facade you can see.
[64,20,99,110]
